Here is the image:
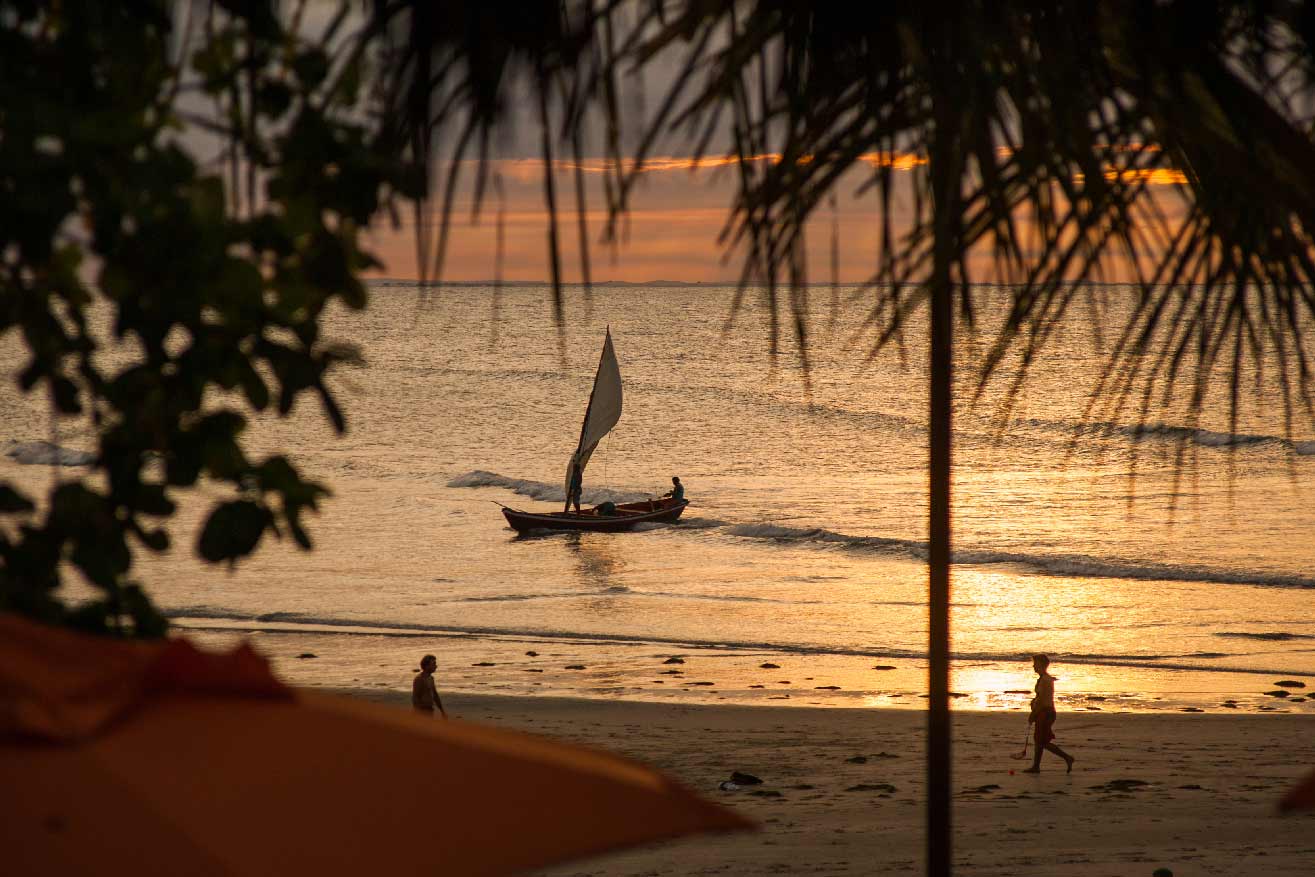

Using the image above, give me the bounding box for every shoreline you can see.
[183,624,1315,717]
[340,687,1315,875]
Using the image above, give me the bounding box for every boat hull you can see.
[502,499,689,533]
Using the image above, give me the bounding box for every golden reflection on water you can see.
[566,533,622,584]
[564,533,632,616]
[948,667,1034,712]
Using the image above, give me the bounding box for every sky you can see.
[365,152,1189,284]
[367,156,896,283]
[174,2,1194,285]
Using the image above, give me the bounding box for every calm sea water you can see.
[5,283,1315,713]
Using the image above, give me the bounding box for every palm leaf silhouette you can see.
[378,4,1315,874]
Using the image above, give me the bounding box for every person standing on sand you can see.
[412,654,448,719]
[1024,653,1074,773]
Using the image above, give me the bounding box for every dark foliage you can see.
[0,0,418,635]
[377,4,1315,875]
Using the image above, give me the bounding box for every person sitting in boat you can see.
[661,476,685,504]
[595,500,618,516]
[565,462,583,514]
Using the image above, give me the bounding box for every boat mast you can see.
[572,329,611,463]
[564,328,622,510]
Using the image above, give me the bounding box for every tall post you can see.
[926,94,960,877]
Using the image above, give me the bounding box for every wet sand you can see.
[340,688,1315,875]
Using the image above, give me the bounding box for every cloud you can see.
[486,144,1182,184]
[482,151,929,183]
[369,146,1191,281]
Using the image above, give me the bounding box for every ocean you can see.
[4,282,1315,714]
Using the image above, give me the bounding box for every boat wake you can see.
[452,469,1311,588]
[447,470,650,505]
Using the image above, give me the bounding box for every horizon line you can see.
[365,277,1157,288]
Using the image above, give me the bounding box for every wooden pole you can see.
[926,83,961,877]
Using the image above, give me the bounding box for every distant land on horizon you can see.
[366,277,1149,289]
[367,278,728,288]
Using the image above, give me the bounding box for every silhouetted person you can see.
[661,476,685,503]
[412,654,448,719]
[1024,653,1074,773]
[565,462,583,514]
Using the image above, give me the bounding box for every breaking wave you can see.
[669,516,728,529]
[725,522,1315,589]
[1214,631,1315,642]
[446,470,650,505]
[3,440,95,466]
[448,470,1311,589]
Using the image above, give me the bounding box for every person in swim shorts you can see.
[1024,653,1074,773]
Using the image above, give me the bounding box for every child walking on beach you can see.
[1025,653,1074,773]
[412,654,448,719]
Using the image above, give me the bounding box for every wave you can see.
[167,608,1311,676]
[450,470,1312,589]
[399,361,1315,460]
[447,470,650,505]
[2,440,95,466]
[1214,631,1315,642]
[725,522,1315,589]
[421,375,1315,475]
[670,516,728,529]
[450,592,573,603]
[1123,422,1272,448]
[1017,417,1315,456]
[444,584,821,606]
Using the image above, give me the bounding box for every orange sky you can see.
[366,153,1187,283]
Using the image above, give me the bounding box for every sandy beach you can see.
[343,687,1315,875]
[13,6,1315,877]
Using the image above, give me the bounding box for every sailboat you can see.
[500,329,689,534]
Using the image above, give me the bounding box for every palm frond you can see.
[575,1,1315,446]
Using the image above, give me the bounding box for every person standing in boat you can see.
[661,476,685,504]
[565,461,584,514]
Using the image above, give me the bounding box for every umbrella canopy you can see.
[0,615,750,875]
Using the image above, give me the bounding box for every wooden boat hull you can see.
[502,499,689,533]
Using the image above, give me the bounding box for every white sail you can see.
[564,329,623,497]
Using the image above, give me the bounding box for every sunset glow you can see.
[10,5,1315,876]
[370,149,1193,283]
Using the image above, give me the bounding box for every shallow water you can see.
[4,283,1315,713]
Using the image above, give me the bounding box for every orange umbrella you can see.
[0,615,750,875]
[1280,770,1315,812]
